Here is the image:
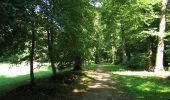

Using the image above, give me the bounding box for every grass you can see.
[0,63,93,100]
[0,63,170,100]
[100,64,170,100]
[101,64,128,71]
[0,63,52,96]
[112,75,170,100]
[82,64,97,71]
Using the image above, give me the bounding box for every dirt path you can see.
[82,65,129,100]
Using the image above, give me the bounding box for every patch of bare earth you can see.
[81,65,131,100]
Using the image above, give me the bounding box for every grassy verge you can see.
[0,65,93,100]
[0,63,93,98]
[112,75,170,100]
[101,64,170,100]
[0,63,52,96]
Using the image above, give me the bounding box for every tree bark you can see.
[121,25,127,65]
[47,29,57,76]
[155,0,168,72]
[74,55,82,71]
[147,36,154,71]
[111,46,116,64]
[30,23,35,85]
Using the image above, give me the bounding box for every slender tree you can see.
[120,23,127,65]
[47,28,57,75]
[29,9,36,85]
[147,36,154,71]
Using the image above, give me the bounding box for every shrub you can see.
[127,53,147,70]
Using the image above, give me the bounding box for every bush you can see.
[127,53,147,70]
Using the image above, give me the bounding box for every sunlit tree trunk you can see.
[155,0,168,72]
[30,22,35,85]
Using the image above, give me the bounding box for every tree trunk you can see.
[147,36,154,71]
[30,24,35,85]
[155,0,168,72]
[47,29,57,76]
[74,55,82,71]
[111,46,116,64]
[95,50,100,64]
[121,25,127,65]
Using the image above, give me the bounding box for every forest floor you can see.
[0,64,170,100]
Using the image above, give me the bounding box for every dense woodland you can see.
[0,0,170,86]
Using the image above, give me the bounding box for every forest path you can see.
[81,65,128,100]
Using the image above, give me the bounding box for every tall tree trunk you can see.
[147,36,154,71]
[50,29,56,75]
[155,0,168,72]
[111,46,116,64]
[45,0,56,76]
[121,25,127,65]
[47,29,57,76]
[30,24,35,85]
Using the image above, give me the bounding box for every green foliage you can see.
[127,53,148,70]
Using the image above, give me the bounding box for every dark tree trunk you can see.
[74,55,82,71]
[155,0,168,72]
[147,36,154,71]
[121,25,127,65]
[30,24,35,85]
[126,49,131,62]
[47,29,57,76]
[95,51,100,64]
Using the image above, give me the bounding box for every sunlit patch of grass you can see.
[83,64,97,71]
[99,64,170,99]
[101,64,128,71]
[0,63,52,96]
[111,72,170,99]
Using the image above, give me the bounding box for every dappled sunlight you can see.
[84,69,114,90]
[136,81,155,91]
[72,88,86,93]
[111,71,170,99]
[88,82,109,88]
